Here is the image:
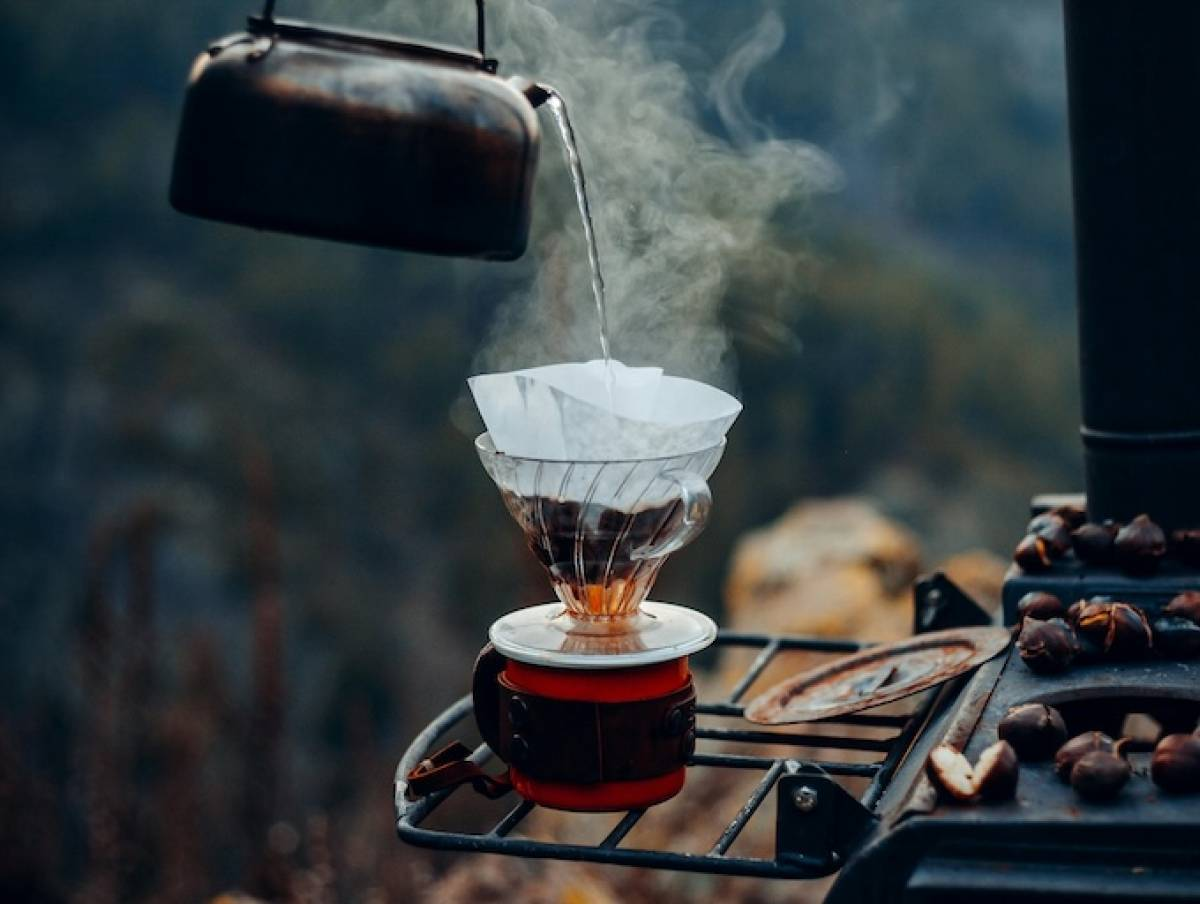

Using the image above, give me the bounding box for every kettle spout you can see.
[508,77,552,109]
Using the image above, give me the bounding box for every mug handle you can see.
[630,469,712,561]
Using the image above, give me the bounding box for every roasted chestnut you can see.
[1120,712,1163,746]
[1029,506,1086,532]
[1067,599,1109,666]
[1052,504,1087,530]
[1014,534,1053,572]
[927,744,976,802]
[1152,616,1200,659]
[1070,750,1130,801]
[998,703,1068,761]
[1150,733,1200,794]
[1114,514,1167,575]
[1031,516,1072,558]
[1164,590,1200,626]
[1073,601,1153,658]
[1027,511,1062,535]
[1016,591,1067,624]
[1171,529,1200,567]
[1112,603,1154,656]
[927,741,1020,804]
[973,740,1019,801]
[1066,599,1086,626]
[1054,731,1116,781]
[1017,617,1079,674]
[1071,522,1117,566]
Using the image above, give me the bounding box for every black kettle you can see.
[169,0,549,260]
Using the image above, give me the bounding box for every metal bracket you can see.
[776,772,878,870]
[914,572,993,635]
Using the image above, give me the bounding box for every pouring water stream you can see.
[544,89,614,408]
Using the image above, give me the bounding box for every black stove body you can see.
[827,2,1200,899]
[825,652,1200,904]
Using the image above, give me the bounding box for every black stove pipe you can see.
[1064,0,1200,531]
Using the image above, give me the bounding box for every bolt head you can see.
[792,785,819,812]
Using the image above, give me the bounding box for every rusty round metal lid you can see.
[743,626,1012,724]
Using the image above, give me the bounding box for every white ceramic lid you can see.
[489,601,718,669]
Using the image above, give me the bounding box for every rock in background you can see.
[726,499,923,641]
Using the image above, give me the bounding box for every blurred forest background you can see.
[1,0,1079,901]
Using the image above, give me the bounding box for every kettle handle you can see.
[259,0,492,62]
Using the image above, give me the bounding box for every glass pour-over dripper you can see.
[477,433,722,665]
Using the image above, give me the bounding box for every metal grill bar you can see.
[716,632,862,653]
[395,695,483,823]
[725,639,782,702]
[396,826,828,878]
[696,725,895,752]
[697,702,909,727]
[600,809,645,848]
[396,630,945,880]
[489,799,535,838]
[689,751,881,776]
[708,760,787,856]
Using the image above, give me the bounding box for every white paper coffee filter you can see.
[516,360,663,420]
[468,360,741,461]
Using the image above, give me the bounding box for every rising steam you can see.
[709,8,787,148]
[350,0,842,390]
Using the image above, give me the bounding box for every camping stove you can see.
[396,0,1200,899]
[397,550,1200,901]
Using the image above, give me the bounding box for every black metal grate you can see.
[395,631,946,879]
